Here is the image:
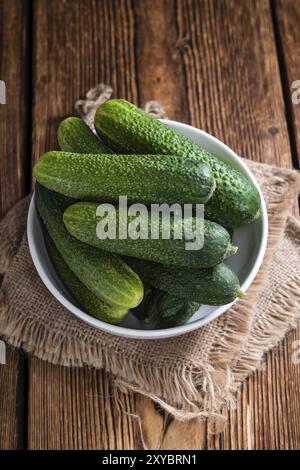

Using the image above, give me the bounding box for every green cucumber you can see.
[155,292,200,327]
[134,288,200,327]
[138,288,165,325]
[33,151,215,205]
[35,184,143,309]
[63,202,237,268]
[131,285,156,323]
[58,117,111,154]
[94,99,261,227]
[44,230,128,324]
[124,257,243,306]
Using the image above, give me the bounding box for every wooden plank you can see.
[29,0,143,450]
[28,361,138,449]
[31,0,138,164]
[28,0,298,450]
[274,0,300,168]
[176,0,290,166]
[0,0,30,450]
[266,0,300,449]
[134,0,189,122]
[0,346,26,450]
[0,0,29,209]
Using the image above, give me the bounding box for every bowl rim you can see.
[27,119,268,340]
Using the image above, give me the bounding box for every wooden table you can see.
[0,0,300,450]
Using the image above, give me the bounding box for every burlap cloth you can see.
[1,85,300,424]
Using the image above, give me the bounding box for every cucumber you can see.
[35,184,143,309]
[124,257,243,306]
[33,151,215,205]
[63,202,237,268]
[44,230,128,324]
[138,288,165,325]
[155,292,200,327]
[131,285,156,323]
[134,288,200,327]
[58,117,111,154]
[94,99,261,227]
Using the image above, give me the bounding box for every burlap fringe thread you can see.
[75,83,167,128]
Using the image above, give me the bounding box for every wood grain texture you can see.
[12,0,300,450]
[134,0,189,122]
[274,0,300,168]
[0,0,30,450]
[31,0,138,162]
[0,0,30,211]
[175,0,290,166]
[28,361,137,450]
[0,346,26,450]
[29,0,141,450]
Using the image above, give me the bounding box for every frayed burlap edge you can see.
[208,168,300,371]
[231,215,300,384]
[0,196,30,274]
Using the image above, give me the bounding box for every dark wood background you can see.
[0,0,300,450]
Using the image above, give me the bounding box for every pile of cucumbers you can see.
[33,99,261,328]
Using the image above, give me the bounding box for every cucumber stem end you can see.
[227,244,238,256]
[237,289,245,299]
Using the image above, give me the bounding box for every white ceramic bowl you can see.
[27,120,268,339]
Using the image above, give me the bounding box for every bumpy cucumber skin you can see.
[139,288,165,325]
[33,151,215,205]
[156,293,201,327]
[124,257,242,306]
[63,202,235,268]
[131,285,155,322]
[94,99,261,227]
[35,184,143,309]
[132,287,199,327]
[58,117,112,154]
[44,230,128,324]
